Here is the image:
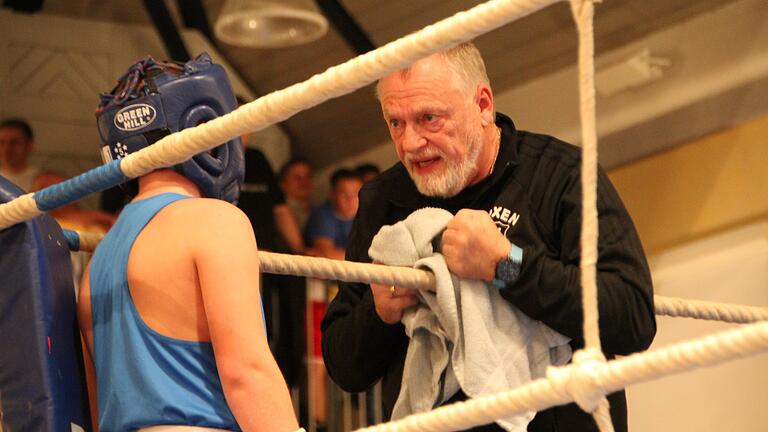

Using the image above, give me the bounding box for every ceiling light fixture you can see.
[214,0,328,49]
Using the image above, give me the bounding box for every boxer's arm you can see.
[194,200,299,432]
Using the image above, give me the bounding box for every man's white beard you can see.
[407,130,483,198]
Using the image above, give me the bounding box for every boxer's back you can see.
[127,196,219,342]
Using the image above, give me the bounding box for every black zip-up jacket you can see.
[321,113,656,431]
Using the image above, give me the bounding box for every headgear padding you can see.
[96,53,244,203]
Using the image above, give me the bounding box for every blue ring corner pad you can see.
[0,176,92,431]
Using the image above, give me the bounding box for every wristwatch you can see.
[492,244,523,289]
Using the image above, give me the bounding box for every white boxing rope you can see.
[654,296,768,324]
[0,193,37,227]
[352,321,768,432]
[260,251,437,291]
[570,0,600,354]
[61,233,768,432]
[118,0,561,180]
[259,250,768,323]
[66,237,768,323]
[569,0,613,429]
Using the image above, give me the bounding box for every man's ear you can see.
[476,84,495,126]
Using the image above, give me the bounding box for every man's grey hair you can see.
[375,42,491,99]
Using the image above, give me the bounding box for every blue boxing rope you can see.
[34,160,128,212]
[62,228,102,252]
[0,159,134,231]
[62,229,81,252]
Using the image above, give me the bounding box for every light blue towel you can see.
[369,208,571,431]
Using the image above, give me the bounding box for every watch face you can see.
[493,246,523,288]
[495,258,521,285]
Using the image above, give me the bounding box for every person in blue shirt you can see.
[304,168,363,260]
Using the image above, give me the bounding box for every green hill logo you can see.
[114,104,157,131]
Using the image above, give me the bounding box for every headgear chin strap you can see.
[96,53,244,203]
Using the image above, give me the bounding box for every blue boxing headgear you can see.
[96,53,244,203]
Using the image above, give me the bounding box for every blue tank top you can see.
[89,193,241,431]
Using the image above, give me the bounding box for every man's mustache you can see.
[405,148,444,164]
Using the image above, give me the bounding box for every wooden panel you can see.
[608,113,768,255]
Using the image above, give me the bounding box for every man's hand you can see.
[371,282,419,324]
[441,209,511,281]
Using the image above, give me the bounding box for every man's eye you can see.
[424,114,436,122]
[389,119,401,128]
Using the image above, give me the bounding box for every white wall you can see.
[0,9,291,207]
[628,222,768,431]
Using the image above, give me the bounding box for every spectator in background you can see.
[0,118,44,192]
[302,168,361,431]
[304,168,362,260]
[279,158,314,230]
[238,133,305,254]
[355,163,380,183]
[0,118,114,232]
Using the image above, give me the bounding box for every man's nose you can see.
[400,125,426,153]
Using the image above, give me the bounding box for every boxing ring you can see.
[1,0,767,431]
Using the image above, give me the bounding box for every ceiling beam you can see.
[3,0,44,12]
[315,0,375,55]
[175,0,217,49]
[142,0,190,62]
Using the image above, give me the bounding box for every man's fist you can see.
[441,209,511,281]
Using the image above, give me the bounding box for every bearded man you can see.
[321,42,655,432]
